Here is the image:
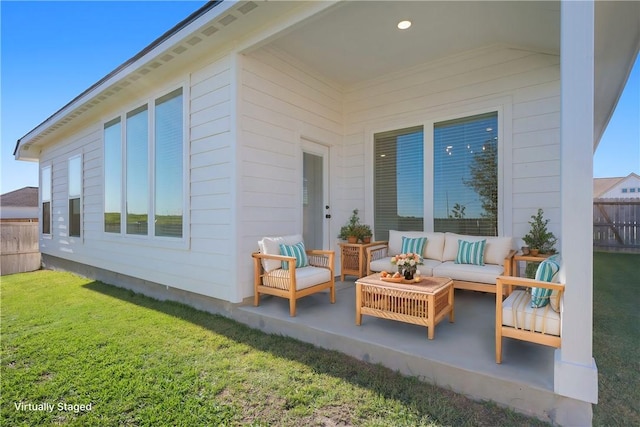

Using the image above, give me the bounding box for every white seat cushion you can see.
[369,257,440,277]
[263,266,331,290]
[432,261,503,284]
[502,290,560,336]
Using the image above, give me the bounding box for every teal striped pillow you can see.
[455,239,486,265]
[401,236,427,256]
[279,242,309,270]
[531,255,560,308]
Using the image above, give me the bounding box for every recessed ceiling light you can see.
[397,20,412,30]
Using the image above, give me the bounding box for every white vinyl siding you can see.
[345,45,560,240]
[189,54,235,300]
[39,126,100,254]
[36,59,231,300]
[239,47,343,298]
[35,43,562,305]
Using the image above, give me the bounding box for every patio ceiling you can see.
[268,1,561,87]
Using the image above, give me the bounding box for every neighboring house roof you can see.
[594,172,640,198]
[0,186,39,207]
[0,186,39,220]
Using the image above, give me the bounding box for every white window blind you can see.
[126,105,149,235]
[374,126,424,241]
[68,156,82,237]
[433,112,498,236]
[104,118,122,233]
[154,88,183,238]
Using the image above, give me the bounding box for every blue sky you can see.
[1,1,207,194]
[1,1,639,195]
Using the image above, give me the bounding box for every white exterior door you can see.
[302,140,330,250]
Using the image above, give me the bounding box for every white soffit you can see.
[269,1,561,86]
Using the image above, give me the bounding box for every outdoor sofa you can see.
[366,230,516,294]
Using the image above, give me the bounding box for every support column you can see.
[557,0,598,415]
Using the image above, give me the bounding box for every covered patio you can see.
[234,281,560,423]
[12,0,637,424]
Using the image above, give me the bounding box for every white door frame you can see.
[301,138,330,250]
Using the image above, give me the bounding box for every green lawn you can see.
[1,252,637,426]
[592,252,640,426]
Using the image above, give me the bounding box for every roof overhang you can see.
[14,0,640,161]
[593,0,640,148]
[14,0,327,160]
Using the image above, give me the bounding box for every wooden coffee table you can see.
[355,274,454,339]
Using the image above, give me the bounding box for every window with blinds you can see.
[41,165,51,235]
[103,88,184,239]
[374,126,424,241]
[104,118,122,233]
[154,88,183,238]
[433,112,498,236]
[126,105,149,236]
[68,155,82,237]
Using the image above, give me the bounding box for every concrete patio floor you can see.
[232,279,560,422]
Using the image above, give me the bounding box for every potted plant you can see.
[338,209,361,243]
[356,224,373,244]
[338,209,373,243]
[522,208,558,277]
[522,208,557,255]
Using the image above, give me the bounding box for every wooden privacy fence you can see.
[593,198,640,252]
[1,222,41,275]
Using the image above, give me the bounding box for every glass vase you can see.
[403,268,415,280]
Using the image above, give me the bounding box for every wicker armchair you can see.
[252,235,335,317]
[495,274,564,364]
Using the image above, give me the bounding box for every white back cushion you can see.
[258,234,304,272]
[388,230,445,261]
[442,233,512,265]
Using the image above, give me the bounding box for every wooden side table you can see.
[338,241,383,280]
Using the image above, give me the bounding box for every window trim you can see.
[101,83,189,249]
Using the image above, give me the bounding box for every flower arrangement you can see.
[391,252,422,267]
[391,253,423,277]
